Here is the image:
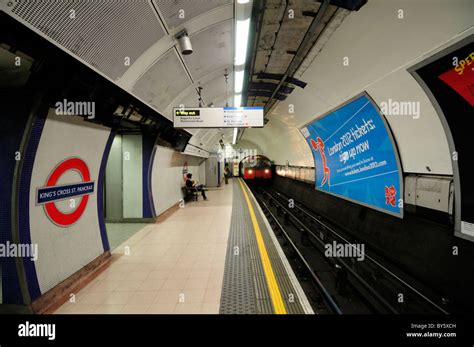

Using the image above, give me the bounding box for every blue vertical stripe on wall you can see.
[97,130,115,252]
[0,93,35,305]
[142,134,156,219]
[148,145,157,218]
[17,108,48,301]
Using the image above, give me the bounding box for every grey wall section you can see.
[198,158,206,184]
[151,146,206,216]
[104,133,159,221]
[205,155,219,187]
[122,135,143,218]
[105,135,123,221]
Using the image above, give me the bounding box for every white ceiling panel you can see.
[4,0,237,152]
[132,49,191,115]
[8,0,165,81]
[183,20,233,81]
[181,72,233,107]
[154,0,232,30]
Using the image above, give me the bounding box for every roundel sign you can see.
[36,157,95,227]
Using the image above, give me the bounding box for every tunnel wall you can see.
[232,138,264,156]
[273,175,474,311]
[151,146,206,216]
[21,110,113,300]
[243,0,473,175]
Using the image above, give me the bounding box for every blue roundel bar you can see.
[36,182,95,205]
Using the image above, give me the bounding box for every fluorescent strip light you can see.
[237,0,250,3]
[235,18,250,66]
[233,128,238,145]
[234,94,242,107]
[234,70,244,93]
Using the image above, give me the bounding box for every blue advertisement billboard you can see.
[300,92,403,217]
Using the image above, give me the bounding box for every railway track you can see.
[249,184,452,314]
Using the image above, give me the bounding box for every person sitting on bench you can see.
[185,173,208,200]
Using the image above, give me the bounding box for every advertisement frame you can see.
[300,91,404,218]
[407,33,473,241]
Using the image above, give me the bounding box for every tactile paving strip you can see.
[220,180,307,314]
[220,181,271,314]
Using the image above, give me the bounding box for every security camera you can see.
[176,30,193,55]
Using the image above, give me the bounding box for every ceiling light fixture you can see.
[234,93,242,107]
[232,127,238,145]
[233,0,252,146]
[235,18,250,66]
[234,70,244,94]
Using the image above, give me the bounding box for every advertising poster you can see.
[409,36,474,239]
[301,92,403,217]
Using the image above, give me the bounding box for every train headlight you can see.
[264,169,269,174]
[248,169,253,174]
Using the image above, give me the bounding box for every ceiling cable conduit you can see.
[263,0,331,116]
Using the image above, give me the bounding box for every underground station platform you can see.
[1,0,473,345]
[52,179,312,315]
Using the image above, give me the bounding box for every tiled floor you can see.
[55,181,233,314]
[106,223,149,250]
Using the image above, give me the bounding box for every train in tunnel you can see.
[240,155,272,182]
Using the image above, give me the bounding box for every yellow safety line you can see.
[238,178,287,314]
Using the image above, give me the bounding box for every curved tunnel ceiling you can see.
[1,0,235,153]
[1,0,368,154]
